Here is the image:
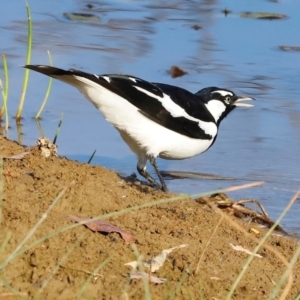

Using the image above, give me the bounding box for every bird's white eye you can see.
[225,96,231,104]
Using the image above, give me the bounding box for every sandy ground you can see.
[0,135,300,299]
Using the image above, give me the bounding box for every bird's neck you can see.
[205,100,228,123]
[216,106,235,126]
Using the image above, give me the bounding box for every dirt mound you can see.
[0,136,299,299]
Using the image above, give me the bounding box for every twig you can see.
[235,198,269,217]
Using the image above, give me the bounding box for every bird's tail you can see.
[23,65,93,89]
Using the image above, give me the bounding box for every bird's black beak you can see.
[233,96,254,108]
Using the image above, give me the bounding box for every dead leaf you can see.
[129,271,166,284]
[230,243,262,258]
[68,215,135,244]
[168,66,188,78]
[144,244,188,272]
[125,244,188,274]
[4,152,30,160]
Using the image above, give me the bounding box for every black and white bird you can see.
[24,65,253,192]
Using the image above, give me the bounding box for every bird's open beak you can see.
[234,96,254,108]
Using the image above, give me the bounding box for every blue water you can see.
[1,0,300,232]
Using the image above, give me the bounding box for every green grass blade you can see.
[36,232,87,297]
[75,256,111,300]
[35,50,53,119]
[0,55,9,133]
[0,78,3,118]
[295,292,300,300]
[267,213,300,299]
[226,190,300,300]
[87,149,96,164]
[130,244,152,300]
[0,232,12,254]
[0,157,3,225]
[35,118,45,137]
[53,113,64,145]
[168,270,189,300]
[15,2,32,120]
[16,121,23,144]
[0,277,27,298]
[0,182,262,269]
[0,181,75,270]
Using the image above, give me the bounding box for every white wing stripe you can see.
[129,77,137,83]
[103,76,111,83]
[133,86,217,137]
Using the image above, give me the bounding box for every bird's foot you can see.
[137,166,168,193]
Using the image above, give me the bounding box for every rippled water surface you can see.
[1,0,300,232]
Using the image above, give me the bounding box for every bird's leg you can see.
[137,165,161,189]
[136,154,161,189]
[148,156,169,193]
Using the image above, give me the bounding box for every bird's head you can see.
[195,87,254,125]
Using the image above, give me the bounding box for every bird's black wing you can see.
[24,65,214,140]
[93,75,214,140]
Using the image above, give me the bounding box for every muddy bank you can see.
[0,136,299,299]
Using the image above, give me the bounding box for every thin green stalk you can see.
[197,278,206,300]
[0,56,9,136]
[181,285,196,300]
[16,194,190,270]
[75,256,111,300]
[0,78,3,117]
[226,190,300,300]
[16,2,32,120]
[121,269,134,298]
[131,244,152,300]
[53,113,64,145]
[0,55,9,129]
[36,232,86,297]
[35,118,45,137]
[87,149,96,164]
[267,230,300,299]
[0,232,12,254]
[195,215,224,274]
[168,270,189,300]
[35,50,53,119]
[0,181,75,270]
[16,121,23,144]
[0,182,262,270]
[0,277,27,298]
[0,158,3,225]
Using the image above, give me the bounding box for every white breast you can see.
[73,76,217,160]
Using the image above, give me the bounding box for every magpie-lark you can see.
[24,65,253,192]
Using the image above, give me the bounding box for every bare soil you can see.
[1,136,300,299]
